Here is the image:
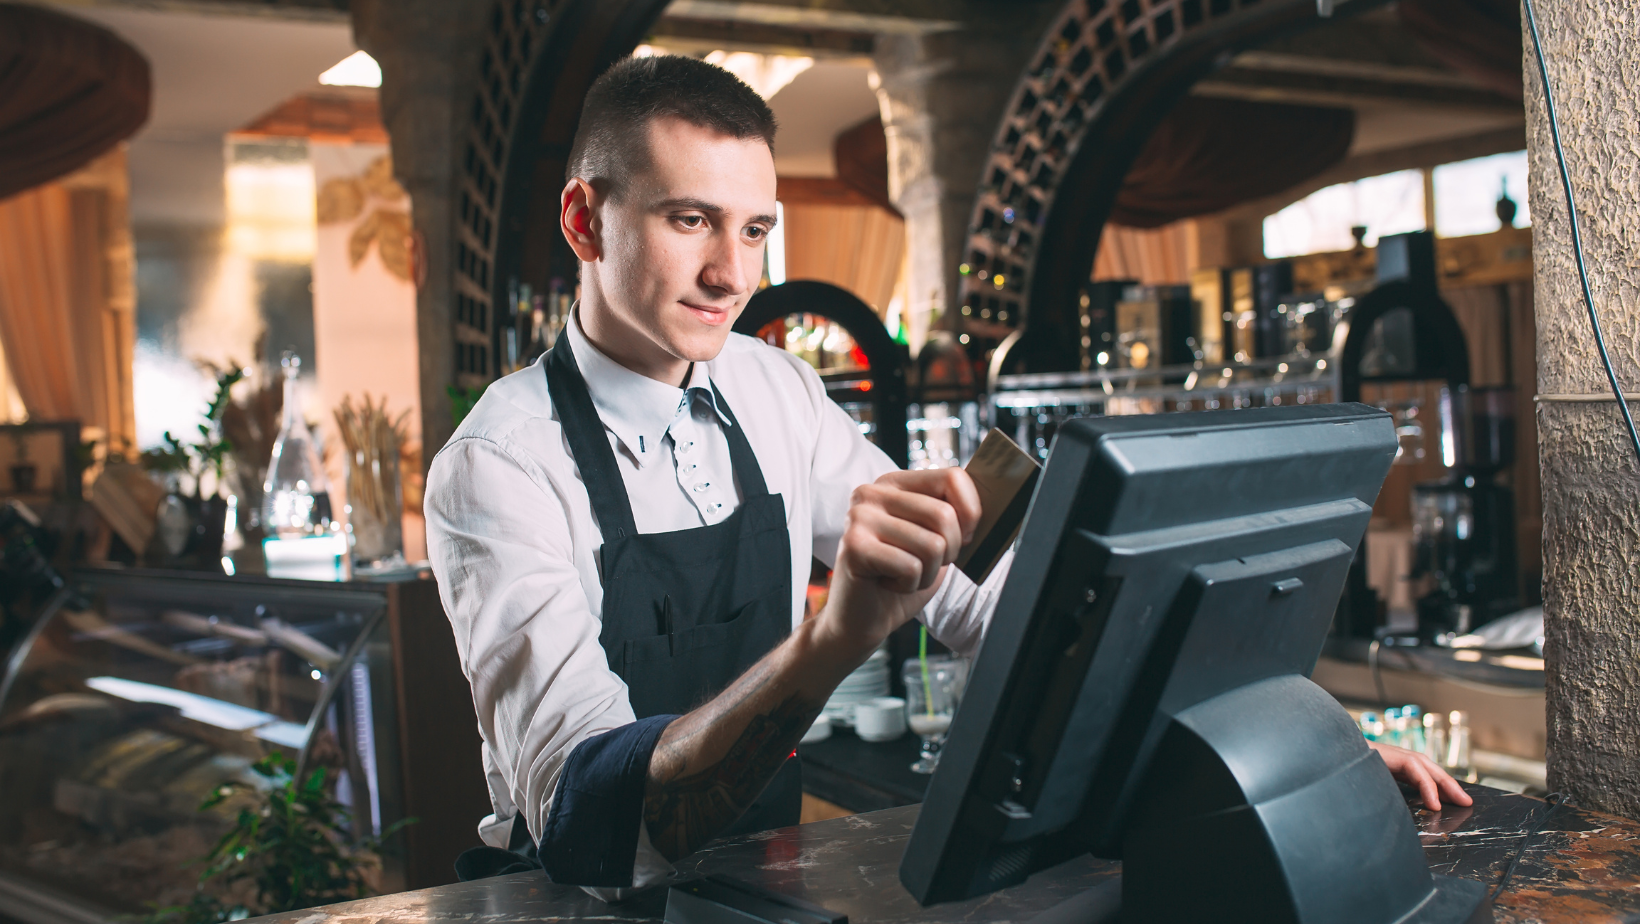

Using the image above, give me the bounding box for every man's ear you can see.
[560,177,601,262]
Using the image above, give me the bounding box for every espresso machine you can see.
[1411,387,1521,640]
[1331,232,1473,641]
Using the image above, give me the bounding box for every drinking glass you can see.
[902,656,967,774]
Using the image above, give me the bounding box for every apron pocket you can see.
[621,586,787,664]
[620,587,791,712]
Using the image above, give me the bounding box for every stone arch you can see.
[963,0,1389,373]
[449,0,669,389]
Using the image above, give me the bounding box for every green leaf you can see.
[176,750,421,917]
[447,382,489,426]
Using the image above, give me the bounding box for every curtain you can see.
[781,202,906,315]
[1092,221,1195,286]
[0,148,137,456]
[0,330,25,423]
[769,118,907,317]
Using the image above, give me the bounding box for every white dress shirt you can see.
[424,311,1012,892]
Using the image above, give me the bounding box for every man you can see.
[426,54,1466,897]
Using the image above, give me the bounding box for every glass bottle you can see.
[1401,704,1426,754]
[1422,711,1449,766]
[1383,706,1404,747]
[520,294,549,366]
[1358,711,1384,742]
[264,353,333,537]
[1446,710,1474,780]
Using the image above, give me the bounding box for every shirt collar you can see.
[565,305,730,467]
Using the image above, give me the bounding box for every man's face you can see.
[589,116,777,370]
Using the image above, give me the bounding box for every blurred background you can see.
[0,0,1554,921]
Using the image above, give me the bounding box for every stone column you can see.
[872,5,1059,354]
[352,0,488,469]
[1525,0,1640,816]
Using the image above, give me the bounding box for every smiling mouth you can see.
[681,301,734,326]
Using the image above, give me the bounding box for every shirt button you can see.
[684,463,697,474]
[679,441,694,454]
[692,482,710,493]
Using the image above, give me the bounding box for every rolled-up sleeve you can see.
[918,547,1012,658]
[426,435,672,889]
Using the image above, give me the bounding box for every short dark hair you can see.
[566,55,777,195]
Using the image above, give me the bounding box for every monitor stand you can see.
[1034,675,1492,924]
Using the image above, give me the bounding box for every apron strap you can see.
[545,334,776,542]
[545,336,639,540]
[710,382,770,499]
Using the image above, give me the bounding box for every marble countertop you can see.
[249,785,1640,924]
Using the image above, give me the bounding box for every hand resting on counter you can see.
[1368,741,1473,811]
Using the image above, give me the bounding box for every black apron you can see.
[456,335,800,883]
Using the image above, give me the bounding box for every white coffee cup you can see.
[855,696,907,742]
[801,714,832,744]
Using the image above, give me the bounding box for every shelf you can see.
[994,352,1332,392]
[991,353,1340,411]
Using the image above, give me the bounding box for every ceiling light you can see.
[704,50,813,100]
[320,50,381,88]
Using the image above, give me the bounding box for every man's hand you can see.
[643,468,980,863]
[1369,741,1473,811]
[814,468,983,663]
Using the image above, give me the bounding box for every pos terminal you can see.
[899,403,1489,924]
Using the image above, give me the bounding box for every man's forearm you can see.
[643,618,864,860]
[642,468,980,862]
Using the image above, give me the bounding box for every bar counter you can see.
[249,785,1640,924]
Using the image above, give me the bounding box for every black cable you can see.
[1490,792,1567,903]
[1520,0,1640,468]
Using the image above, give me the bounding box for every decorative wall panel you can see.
[451,0,668,388]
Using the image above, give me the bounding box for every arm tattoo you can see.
[644,691,824,860]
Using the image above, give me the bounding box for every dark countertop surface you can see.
[248,785,1640,924]
[799,725,929,812]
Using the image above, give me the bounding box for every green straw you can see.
[919,624,934,717]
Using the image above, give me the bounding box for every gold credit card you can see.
[955,429,1041,584]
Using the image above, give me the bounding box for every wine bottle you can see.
[262,352,345,579]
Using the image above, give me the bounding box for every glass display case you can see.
[0,568,486,923]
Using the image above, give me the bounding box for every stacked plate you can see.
[822,646,890,727]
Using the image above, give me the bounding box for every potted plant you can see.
[139,365,245,568]
[143,752,413,924]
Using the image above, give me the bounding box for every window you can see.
[1433,150,1529,238]
[1263,169,1426,259]
[1261,151,1532,260]
[767,201,787,285]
